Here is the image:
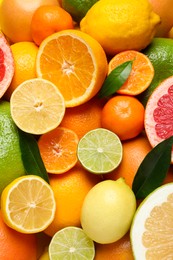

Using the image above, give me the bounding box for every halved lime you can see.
[77,128,123,174]
[48,226,95,260]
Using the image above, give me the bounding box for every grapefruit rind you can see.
[130,182,173,259]
[144,76,173,163]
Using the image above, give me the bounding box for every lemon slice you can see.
[130,183,173,259]
[1,175,56,234]
[49,226,95,260]
[77,128,123,174]
[10,78,65,135]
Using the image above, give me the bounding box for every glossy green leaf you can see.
[132,136,173,199]
[18,130,49,183]
[98,60,133,98]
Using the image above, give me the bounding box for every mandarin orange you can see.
[31,5,74,46]
[95,232,134,260]
[101,95,145,140]
[104,133,152,188]
[108,50,154,96]
[44,164,101,237]
[0,211,37,260]
[38,127,79,174]
[60,97,105,139]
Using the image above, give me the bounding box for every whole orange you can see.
[0,0,59,43]
[0,211,37,260]
[31,5,74,46]
[95,232,134,260]
[104,133,152,188]
[101,95,145,141]
[44,164,101,237]
[149,0,173,37]
[60,97,105,139]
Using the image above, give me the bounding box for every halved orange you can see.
[36,29,108,107]
[108,50,154,96]
[38,127,79,174]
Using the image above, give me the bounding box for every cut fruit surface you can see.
[38,127,79,174]
[108,50,154,95]
[144,76,173,163]
[0,33,14,98]
[49,226,95,260]
[36,29,108,107]
[1,175,56,234]
[130,183,173,259]
[10,78,65,135]
[77,128,123,174]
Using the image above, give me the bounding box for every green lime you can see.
[0,100,25,194]
[62,0,98,23]
[139,37,173,106]
[77,128,123,174]
[48,226,95,260]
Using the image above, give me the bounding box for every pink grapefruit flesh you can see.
[0,34,14,98]
[145,76,173,163]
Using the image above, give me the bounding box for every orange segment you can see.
[108,50,154,95]
[36,29,108,107]
[38,127,79,174]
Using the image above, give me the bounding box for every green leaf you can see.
[132,136,173,199]
[98,60,133,98]
[18,130,49,183]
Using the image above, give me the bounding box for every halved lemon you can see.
[10,78,65,135]
[1,175,56,234]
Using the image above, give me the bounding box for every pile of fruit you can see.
[0,0,173,259]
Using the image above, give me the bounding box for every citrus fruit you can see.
[0,0,60,43]
[31,5,74,46]
[38,127,79,174]
[49,226,95,260]
[77,128,123,174]
[81,178,136,244]
[0,33,14,98]
[130,182,173,259]
[4,41,38,101]
[44,164,100,237]
[95,232,134,260]
[144,75,173,164]
[1,175,56,234]
[0,211,37,260]
[36,29,108,107]
[0,101,25,195]
[62,0,98,23]
[140,37,173,106]
[60,97,104,139]
[108,50,154,96]
[101,95,145,141]
[104,133,152,188]
[149,0,173,37]
[80,0,160,55]
[10,78,65,135]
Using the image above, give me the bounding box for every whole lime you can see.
[80,178,136,244]
[0,101,25,194]
[62,0,98,23]
[139,37,173,106]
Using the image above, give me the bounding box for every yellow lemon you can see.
[80,0,161,55]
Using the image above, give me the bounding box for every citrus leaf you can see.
[18,130,49,183]
[132,136,173,199]
[98,60,133,98]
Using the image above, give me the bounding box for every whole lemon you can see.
[80,0,161,55]
[80,178,136,244]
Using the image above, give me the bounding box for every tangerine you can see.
[101,95,145,140]
[31,5,74,46]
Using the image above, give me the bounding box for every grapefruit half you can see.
[0,33,14,98]
[144,76,173,163]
